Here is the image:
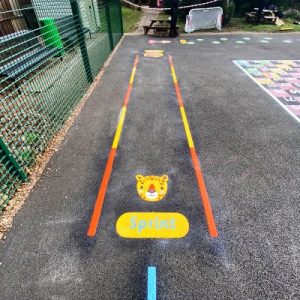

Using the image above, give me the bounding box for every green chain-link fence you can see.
[0,0,123,210]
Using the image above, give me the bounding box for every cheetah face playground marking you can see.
[136,175,169,202]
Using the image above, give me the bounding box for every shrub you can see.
[283,8,300,19]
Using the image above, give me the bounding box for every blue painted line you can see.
[147,267,157,300]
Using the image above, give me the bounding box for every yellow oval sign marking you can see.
[116,212,189,238]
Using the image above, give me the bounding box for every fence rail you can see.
[0,0,123,209]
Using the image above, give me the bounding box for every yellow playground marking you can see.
[116,212,189,238]
[180,39,187,45]
[144,50,164,58]
[136,175,168,202]
[180,107,195,149]
[112,106,127,149]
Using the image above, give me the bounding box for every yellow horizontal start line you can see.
[116,212,189,238]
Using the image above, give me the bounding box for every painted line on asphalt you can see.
[168,55,218,238]
[87,55,139,237]
[147,267,157,300]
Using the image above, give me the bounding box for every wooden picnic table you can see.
[246,8,277,24]
[143,19,178,36]
[149,19,171,27]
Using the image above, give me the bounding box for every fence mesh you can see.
[0,0,123,209]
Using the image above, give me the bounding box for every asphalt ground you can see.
[0,34,299,299]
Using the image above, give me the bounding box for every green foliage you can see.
[20,132,39,163]
[234,0,300,15]
[283,8,300,19]
[223,0,236,25]
[121,7,142,32]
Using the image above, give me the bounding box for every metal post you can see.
[118,0,124,35]
[70,0,93,83]
[0,138,27,181]
[103,0,114,50]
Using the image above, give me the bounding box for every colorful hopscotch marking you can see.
[147,267,157,300]
[136,175,168,202]
[234,60,300,123]
[148,39,172,44]
[144,50,164,58]
[116,212,189,238]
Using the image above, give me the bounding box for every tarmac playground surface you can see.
[0,34,299,299]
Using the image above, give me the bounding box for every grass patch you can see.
[225,17,300,32]
[122,7,142,32]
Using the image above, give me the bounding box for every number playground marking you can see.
[234,60,300,123]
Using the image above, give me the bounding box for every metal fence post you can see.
[103,0,114,50]
[118,0,124,35]
[0,138,27,182]
[70,0,93,83]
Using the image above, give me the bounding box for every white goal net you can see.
[185,7,223,33]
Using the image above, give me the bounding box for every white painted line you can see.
[260,40,269,43]
[236,41,245,44]
[243,37,251,40]
[233,60,300,124]
[197,38,204,41]
[220,37,228,41]
[212,41,221,44]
